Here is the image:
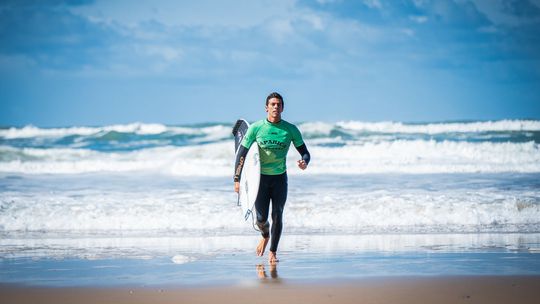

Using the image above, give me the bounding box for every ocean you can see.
[1,119,540,286]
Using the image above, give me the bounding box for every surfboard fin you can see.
[232,119,244,136]
[232,119,248,152]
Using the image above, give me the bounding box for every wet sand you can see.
[1,276,539,304]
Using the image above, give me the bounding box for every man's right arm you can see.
[233,145,248,193]
[234,122,258,192]
[234,145,248,183]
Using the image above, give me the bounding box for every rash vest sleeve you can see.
[233,145,248,182]
[241,123,257,149]
[295,144,311,165]
[234,124,257,182]
[290,123,310,164]
[290,124,305,148]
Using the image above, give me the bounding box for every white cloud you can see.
[0,54,37,72]
[301,13,325,30]
[326,18,386,45]
[412,0,429,8]
[139,45,182,62]
[477,25,498,33]
[472,0,540,26]
[69,0,297,28]
[28,0,530,82]
[363,0,383,9]
[316,0,340,4]
[409,15,428,24]
[400,28,415,37]
[266,19,295,43]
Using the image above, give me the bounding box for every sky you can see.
[1,0,540,127]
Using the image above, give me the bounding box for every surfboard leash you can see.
[237,193,261,232]
[250,210,261,233]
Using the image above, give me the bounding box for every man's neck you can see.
[267,116,281,124]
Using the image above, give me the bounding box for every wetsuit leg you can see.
[255,175,271,238]
[269,173,287,253]
[255,173,288,250]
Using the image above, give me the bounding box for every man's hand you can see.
[297,159,307,170]
[234,181,240,193]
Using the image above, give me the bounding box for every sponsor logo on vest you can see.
[260,139,287,150]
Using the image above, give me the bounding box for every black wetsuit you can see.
[234,119,310,252]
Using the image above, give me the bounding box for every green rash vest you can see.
[241,119,305,175]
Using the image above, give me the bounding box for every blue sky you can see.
[1,0,539,127]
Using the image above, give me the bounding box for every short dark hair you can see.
[266,92,284,108]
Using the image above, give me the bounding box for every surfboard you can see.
[232,119,260,221]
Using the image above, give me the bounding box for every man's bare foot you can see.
[256,237,269,257]
[269,251,279,265]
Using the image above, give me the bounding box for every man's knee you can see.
[271,204,284,223]
[256,208,268,223]
[257,221,270,236]
[271,212,282,224]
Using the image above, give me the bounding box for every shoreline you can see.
[2,233,540,287]
[1,276,539,304]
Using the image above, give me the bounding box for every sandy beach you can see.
[2,276,539,304]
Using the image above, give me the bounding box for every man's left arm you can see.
[295,144,310,170]
[291,124,310,170]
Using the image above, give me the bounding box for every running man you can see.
[234,92,311,264]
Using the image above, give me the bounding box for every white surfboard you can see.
[232,119,260,221]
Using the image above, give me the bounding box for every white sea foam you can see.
[103,123,169,135]
[171,255,197,264]
[333,119,540,134]
[2,234,539,260]
[287,188,540,233]
[0,123,232,139]
[0,143,235,175]
[0,181,243,233]
[1,139,538,175]
[0,174,538,235]
[1,120,538,255]
[298,121,335,137]
[194,125,234,142]
[2,120,539,140]
[0,125,100,139]
[302,140,540,174]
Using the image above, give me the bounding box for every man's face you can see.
[266,98,283,118]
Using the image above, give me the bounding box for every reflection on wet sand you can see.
[256,264,281,283]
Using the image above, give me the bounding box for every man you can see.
[234,92,310,265]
